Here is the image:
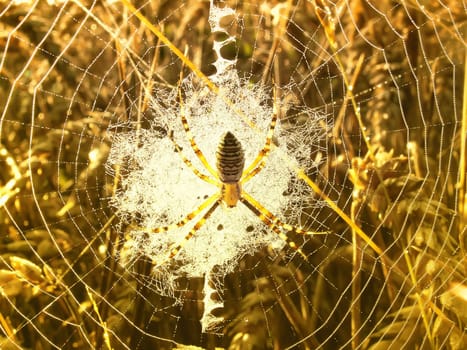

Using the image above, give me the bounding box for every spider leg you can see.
[239,196,308,261]
[168,131,219,186]
[145,193,218,234]
[178,84,219,179]
[241,88,279,181]
[241,159,267,184]
[155,199,221,266]
[242,191,328,236]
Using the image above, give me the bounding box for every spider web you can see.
[0,0,466,349]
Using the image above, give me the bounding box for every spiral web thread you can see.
[0,1,466,349]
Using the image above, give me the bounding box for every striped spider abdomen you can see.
[216,132,245,183]
[216,131,245,207]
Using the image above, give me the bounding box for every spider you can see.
[149,83,325,267]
